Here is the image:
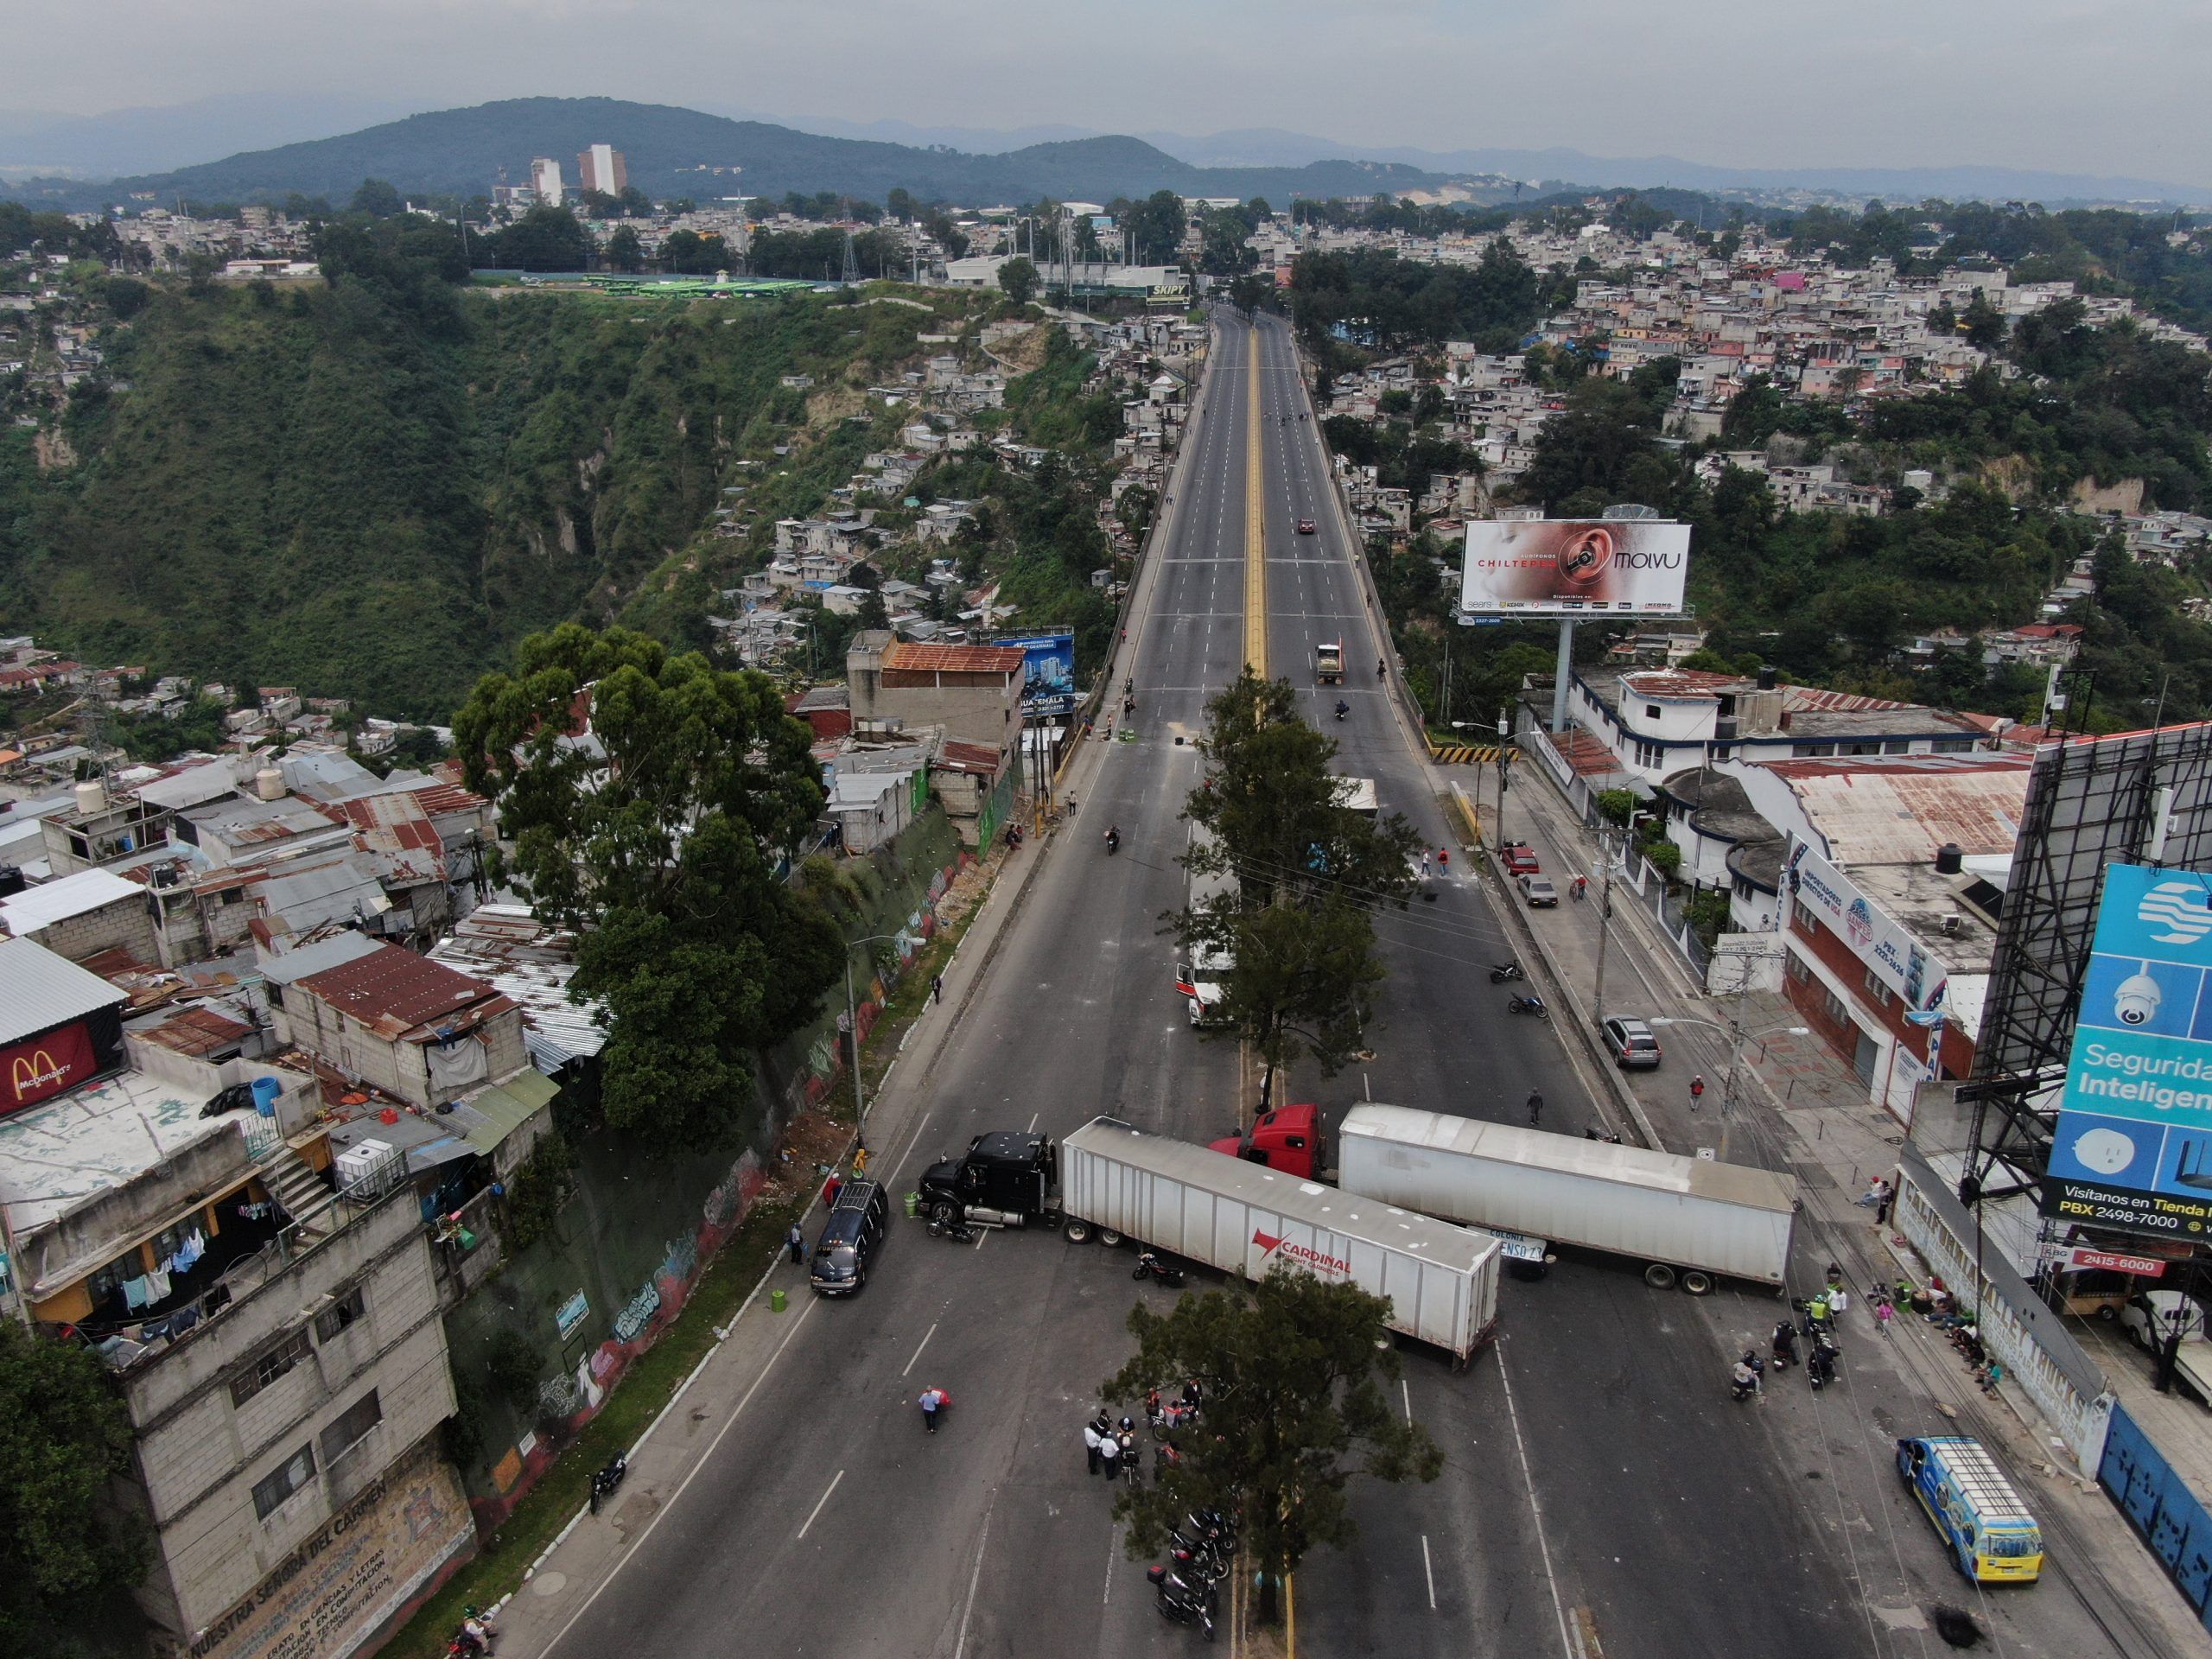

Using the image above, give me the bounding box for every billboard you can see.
[2044,862,2212,1238]
[993,631,1077,716]
[1459,518,1690,616]
[1784,838,1950,1009]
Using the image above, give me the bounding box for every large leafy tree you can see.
[1177,672,1420,1076]
[0,1322,148,1656]
[1101,1271,1442,1624]
[455,625,844,1147]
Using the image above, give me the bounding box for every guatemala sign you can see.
[992,631,1077,716]
[2044,862,2212,1239]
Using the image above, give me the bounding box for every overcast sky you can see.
[11,0,2210,185]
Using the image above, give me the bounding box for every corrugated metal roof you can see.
[429,907,606,1064]
[0,868,145,936]
[258,930,383,984]
[133,761,243,811]
[460,1069,558,1155]
[881,641,1025,675]
[1771,755,2032,862]
[297,942,508,1036]
[0,935,127,1046]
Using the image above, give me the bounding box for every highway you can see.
[528,315,1932,1658]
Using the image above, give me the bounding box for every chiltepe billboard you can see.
[1459,518,1690,616]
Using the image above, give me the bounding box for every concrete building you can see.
[576,143,627,197]
[0,937,470,1659]
[272,942,528,1109]
[529,156,563,206]
[845,633,1024,757]
[0,865,161,962]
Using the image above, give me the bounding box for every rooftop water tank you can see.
[255,766,285,802]
[74,779,105,816]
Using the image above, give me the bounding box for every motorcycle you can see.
[1334,701,1349,721]
[925,1211,976,1243]
[1808,1333,1839,1391]
[1133,1251,1186,1287]
[1146,1567,1217,1640]
[1105,830,1121,856]
[1185,1507,1240,1554]
[1729,1352,1766,1402]
[1489,961,1525,983]
[1770,1319,1799,1370]
[588,1452,628,1516]
[1150,1401,1199,1440]
[1507,993,1548,1019]
[1169,1532,1230,1585]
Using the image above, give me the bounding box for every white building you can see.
[576,143,627,197]
[529,157,564,207]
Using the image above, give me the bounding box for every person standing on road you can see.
[1420,852,1431,880]
[1084,1414,1103,1475]
[786,1222,805,1266]
[1689,1075,1706,1108]
[931,974,944,1006]
[919,1387,946,1433]
[1527,1089,1543,1127]
[1098,1425,1122,1482]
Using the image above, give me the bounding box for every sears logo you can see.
[2139,880,2212,947]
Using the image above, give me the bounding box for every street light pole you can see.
[1494,707,1511,844]
[844,932,903,1140]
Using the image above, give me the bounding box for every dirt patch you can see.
[807,384,871,423]
[32,427,76,470]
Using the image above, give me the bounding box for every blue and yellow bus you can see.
[1896,1436,2044,1583]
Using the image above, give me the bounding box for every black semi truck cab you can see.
[918,1132,1059,1229]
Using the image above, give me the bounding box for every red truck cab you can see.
[1209,1103,1322,1179]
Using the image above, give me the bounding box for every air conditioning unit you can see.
[1941,913,1962,937]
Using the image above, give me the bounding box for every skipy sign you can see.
[2045,862,2212,1239]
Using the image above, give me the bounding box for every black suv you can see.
[810,1179,888,1296]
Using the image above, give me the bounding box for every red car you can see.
[1499,841,1540,876]
[1296,518,1317,535]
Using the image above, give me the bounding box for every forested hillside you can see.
[0,272,981,713]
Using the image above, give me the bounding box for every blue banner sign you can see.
[2045,862,2212,1238]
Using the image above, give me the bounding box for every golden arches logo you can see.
[10,1050,65,1102]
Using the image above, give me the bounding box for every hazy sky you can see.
[12,0,2211,184]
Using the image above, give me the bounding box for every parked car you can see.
[1601,1016,1664,1070]
[1498,841,1540,875]
[2121,1288,2207,1351]
[1519,874,1559,908]
[1296,518,1317,535]
[810,1179,889,1296]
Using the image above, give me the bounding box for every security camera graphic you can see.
[2113,965,2162,1027]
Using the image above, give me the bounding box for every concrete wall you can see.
[22,893,161,965]
[125,1190,458,1639]
[285,995,528,1110]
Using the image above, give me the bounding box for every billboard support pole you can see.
[1551,620,1574,734]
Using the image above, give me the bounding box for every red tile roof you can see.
[881,642,1026,675]
[937,741,1005,775]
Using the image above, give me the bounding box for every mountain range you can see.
[2,96,2204,211]
[0,98,1459,213]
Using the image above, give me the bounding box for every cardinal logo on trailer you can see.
[1251,1227,1351,1279]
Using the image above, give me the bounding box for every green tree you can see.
[485,206,592,272]
[348,177,404,218]
[1100,1271,1443,1626]
[997,256,1039,306]
[1177,672,1420,1075]
[662,230,731,275]
[1961,292,2008,351]
[603,226,645,272]
[1518,376,1664,512]
[454,625,845,1147]
[0,1321,149,1656]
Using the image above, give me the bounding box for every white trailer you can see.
[1337,1104,1798,1292]
[1060,1117,1502,1365]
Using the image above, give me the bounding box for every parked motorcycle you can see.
[1808,1332,1840,1391]
[926,1211,976,1243]
[1489,961,1525,982]
[1133,1251,1186,1287]
[1147,1567,1218,1640]
[588,1452,627,1516]
[1507,993,1549,1019]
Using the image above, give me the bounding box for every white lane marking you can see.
[1497,1344,1576,1658]
[539,1298,820,1656]
[951,1506,994,1659]
[1421,1535,1438,1611]
[1027,1111,1039,1133]
[796,1468,844,1540]
[889,1110,932,1182]
[1103,1530,1117,1605]
[901,1320,938,1378]
[973,1225,989,1251]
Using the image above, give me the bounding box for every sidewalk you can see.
[1451,753,2212,1657]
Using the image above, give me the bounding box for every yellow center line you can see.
[1243,331,1267,677]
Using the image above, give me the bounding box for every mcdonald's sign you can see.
[1,1021,96,1115]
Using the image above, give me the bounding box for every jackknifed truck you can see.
[918,1116,1503,1364]
[1335,1103,1798,1292]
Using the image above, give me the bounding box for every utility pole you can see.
[1493,707,1511,844]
